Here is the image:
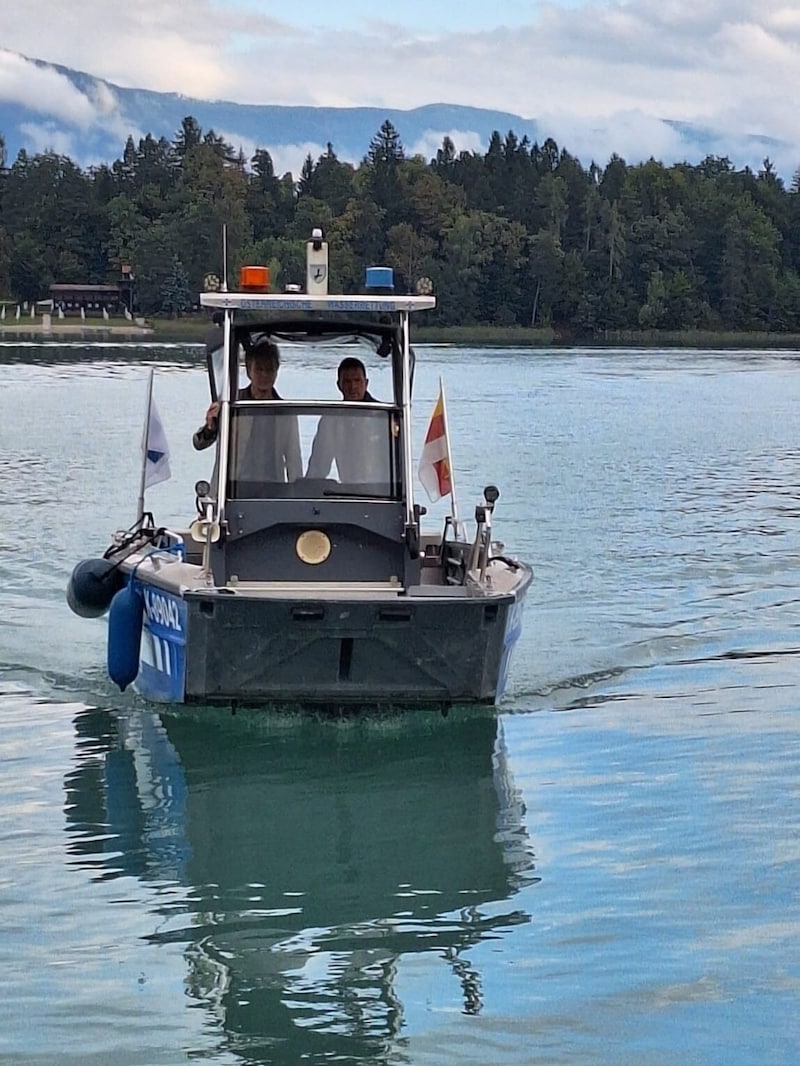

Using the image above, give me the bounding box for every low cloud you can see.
[220,129,488,177]
[18,121,80,159]
[408,129,485,161]
[0,50,99,126]
[217,131,336,178]
[0,49,143,154]
[540,110,690,169]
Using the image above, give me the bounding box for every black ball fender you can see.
[66,558,124,618]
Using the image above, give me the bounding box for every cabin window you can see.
[226,404,402,500]
[208,343,225,400]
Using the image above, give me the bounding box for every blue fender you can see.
[107,580,144,691]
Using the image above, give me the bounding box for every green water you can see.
[0,342,798,1064]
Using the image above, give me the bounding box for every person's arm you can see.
[192,401,219,451]
[193,424,216,450]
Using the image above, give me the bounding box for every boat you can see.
[66,230,533,711]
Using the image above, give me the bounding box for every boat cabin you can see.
[197,292,434,594]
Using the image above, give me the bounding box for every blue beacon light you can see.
[364,266,394,293]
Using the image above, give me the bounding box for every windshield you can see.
[226,404,402,500]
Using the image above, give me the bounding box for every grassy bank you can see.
[412,326,800,349]
[148,318,800,349]
[149,321,560,346]
[146,317,800,349]
[595,329,800,349]
[0,315,153,337]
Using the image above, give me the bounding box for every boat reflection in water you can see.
[65,708,537,1060]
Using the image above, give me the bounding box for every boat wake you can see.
[499,623,800,715]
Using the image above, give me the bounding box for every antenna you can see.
[221,225,228,292]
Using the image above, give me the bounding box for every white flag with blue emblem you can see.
[144,394,171,488]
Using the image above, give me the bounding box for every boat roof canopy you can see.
[200,292,435,314]
[231,318,399,359]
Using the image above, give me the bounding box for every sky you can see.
[1,0,799,177]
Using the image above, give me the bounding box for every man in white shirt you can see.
[306,357,389,484]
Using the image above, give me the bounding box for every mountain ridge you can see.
[0,50,792,178]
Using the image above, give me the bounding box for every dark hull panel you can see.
[183,589,527,707]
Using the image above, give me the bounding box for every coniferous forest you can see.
[2,116,800,335]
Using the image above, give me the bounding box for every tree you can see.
[483,131,506,211]
[364,121,406,227]
[103,194,145,273]
[172,116,203,165]
[203,129,237,164]
[601,199,626,281]
[9,234,49,302]
[297,154,315,197]
[719,198,781,329]
[327,196,385,289]
[297,144,355,215]
[665,268,706,329]
[402,158,465,240]
[531,137,560,177]
[112,136,137,190]
[247,148,292,239]
[527,230,565,326]
[0,226,10,295]
[600,153,628,202]
[437,211,525,325]
[533,173,568,240]
[443,149,492,210]
[167,142,252,292]
[1,152,102,284]
[366,119,405,168]
[433,136,457,176]
[638,268,669,328]
[241,235,306,292]
[161,255,191,315]
[285,196,334,244]
[385,223,435,293]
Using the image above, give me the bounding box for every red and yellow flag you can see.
[418,386,452,501]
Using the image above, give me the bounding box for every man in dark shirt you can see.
[193,341,302,483]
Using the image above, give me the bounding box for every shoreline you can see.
[3,319,800,350]
[0,322,154,337]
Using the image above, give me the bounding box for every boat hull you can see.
[131,573,531,710]
[137,582,188,703]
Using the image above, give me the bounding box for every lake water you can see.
[0,341,799,1064]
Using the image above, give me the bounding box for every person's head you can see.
[337,357,368,402]
[245,340,280,399]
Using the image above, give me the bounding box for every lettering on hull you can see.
[142,587,183,634]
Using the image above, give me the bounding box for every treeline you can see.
[1,116,800,333]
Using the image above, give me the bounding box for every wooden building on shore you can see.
[49,284,122,316]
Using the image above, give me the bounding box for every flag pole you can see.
[439,375,460,529]
[137,367,154,523]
